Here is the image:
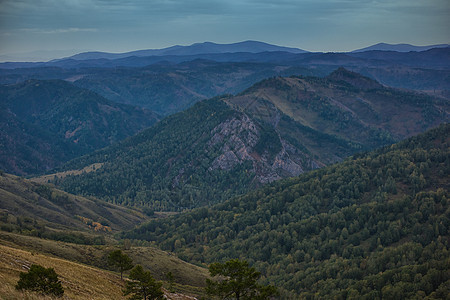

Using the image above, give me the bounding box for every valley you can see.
[0,42,449,299]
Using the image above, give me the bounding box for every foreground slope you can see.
[126,124,449,298]
[0,239,206,299]
[54,71,448,210]
[0,242,125,299]
[0,173,209,296]
[0,79,159,175]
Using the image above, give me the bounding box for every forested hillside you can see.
[52,70,448,211]
[126,124,449,298]
[55,98,334,210]
[0,79,159,175]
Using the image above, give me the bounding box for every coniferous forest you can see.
[125,124,450,298]
[0,37,449,299]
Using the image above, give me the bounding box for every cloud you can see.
[0,0,448,55]
[17,27,98,34]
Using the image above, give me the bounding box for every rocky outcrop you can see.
[208,114,258,170]
[207,113,315,184]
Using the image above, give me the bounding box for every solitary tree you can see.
[123,265,164,300]
[16,264,64,297]
[206,259,278,300]
[108,249,134,280]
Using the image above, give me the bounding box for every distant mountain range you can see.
[1,41,448,65]
[1,47,449,116]
[66,40,308,61]
[352,42,449,53]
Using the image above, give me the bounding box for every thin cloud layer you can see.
[0,0,448,58]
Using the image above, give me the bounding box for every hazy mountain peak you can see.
[66,41,307,61]
[352,42,450,53]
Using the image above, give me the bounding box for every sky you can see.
[0,0,449,61]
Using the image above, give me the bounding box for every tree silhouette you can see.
[108,249,133,280]
[206,259,278,299]
[16,264,64,297]
[123,265,164,300]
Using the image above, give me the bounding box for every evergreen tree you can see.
[206,259,278,299]
[16,264,64,297]
[123,265,164,300]
[108,249,133,280]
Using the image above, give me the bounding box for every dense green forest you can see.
[56,98,254,210]
[54,95,361,211]
[125,124,450,298]
[0,79,159,175]
[53,70,448,212]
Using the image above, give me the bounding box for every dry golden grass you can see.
[30,163,104,184]
[0,232,208,299]
[0,242,203,299]
[0,243,125,299]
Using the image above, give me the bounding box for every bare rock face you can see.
[208,114,258,170]
[208,113,317,184]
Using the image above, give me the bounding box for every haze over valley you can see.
[0,0,449,298]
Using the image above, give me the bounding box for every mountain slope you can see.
[0,238,207,299]
[0,172,148,234]
[232,68,448,144]
[52,71,448,210]
[125,123,450,298]
[53,97,354,211]
[0,108,78,176]
[0,79,159,175]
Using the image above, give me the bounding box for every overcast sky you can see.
[0,0,449,61]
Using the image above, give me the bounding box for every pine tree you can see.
[123,265,164,300]
[108,249,133,280]
[16,264,64,297]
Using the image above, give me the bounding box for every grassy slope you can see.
[0,172,147,232]
[0,232,209,298]
[0,242,125,299]
[0,170,210,293]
